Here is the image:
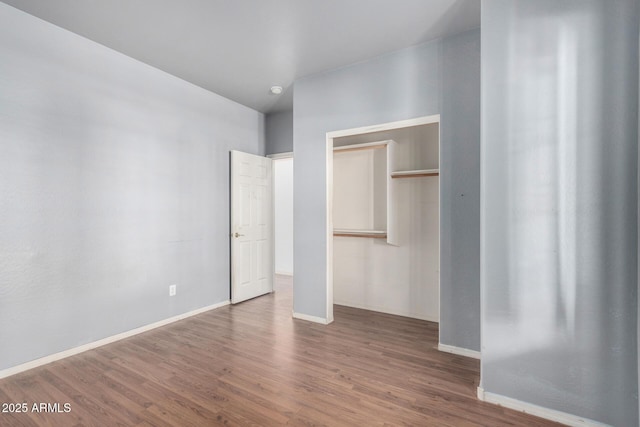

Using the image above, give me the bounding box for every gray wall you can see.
[293,29,481,351]
[481,1,638,426]
[265,110,293,155]
[0,3,264,372]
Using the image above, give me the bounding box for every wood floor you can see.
[0,276,563,427]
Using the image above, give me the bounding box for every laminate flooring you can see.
[0,276,563,426]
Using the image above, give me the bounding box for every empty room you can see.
[0,1,638,426]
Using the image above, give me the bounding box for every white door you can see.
[230,150,274,303]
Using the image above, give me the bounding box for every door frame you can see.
[325,114,441,325]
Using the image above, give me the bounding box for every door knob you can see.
[234,232,244,238]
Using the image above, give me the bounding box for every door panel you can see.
[240,184,251,226]
[231,150,274,303]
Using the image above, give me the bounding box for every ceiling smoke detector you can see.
[270,86,283,95]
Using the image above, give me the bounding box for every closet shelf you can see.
[391,169,439,178]
[334,140,389,153]
[333,229,387,239]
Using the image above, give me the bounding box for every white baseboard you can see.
[437,343,481,359]
[292,311,331,325]
[333,300,438,323]
[477,387,610,427]
[0,300,230,380]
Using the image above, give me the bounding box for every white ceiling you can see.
[1,0,480,114]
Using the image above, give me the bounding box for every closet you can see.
[332,120,440,322]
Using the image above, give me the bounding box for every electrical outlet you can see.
[169,284,177,296]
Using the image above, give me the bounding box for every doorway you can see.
[326,115,441,324]
[272,155,294,277]
[269,152,294,309]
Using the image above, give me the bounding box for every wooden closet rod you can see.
[333,140,389,153]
